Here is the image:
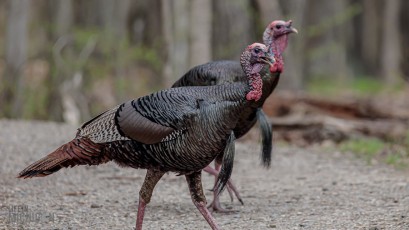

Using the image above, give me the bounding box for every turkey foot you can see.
[203,164,243,212]
[207,194,238,213]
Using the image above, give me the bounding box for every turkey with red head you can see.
[172,20,297,211]
[18,43,274,230]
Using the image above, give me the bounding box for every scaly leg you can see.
[135,169,165,230]
[186,171,220,230]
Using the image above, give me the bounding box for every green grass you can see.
[386,154,400,165]
[385,152,409,169]
[307,76,386,96]
[307,74,408,98]
[339,138,385,163]
[339,137,409,169]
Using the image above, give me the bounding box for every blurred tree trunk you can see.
[97,0,131,102]
[256,0,283,26]
[99,0,131,38]
[212,0,254,60]
[307,0,352,84]
[127,0,162,47]
[46,0,74,121]
[361,0,381,75]
[172,0,189,81]
[381,0,402,85]
[276,0,306,90]
[55,0,73,36]
[189,0,212,68]
[401,1,409,85]
[161,0,189,87]
[286,0,307,90]
[161,0,173,87]
[1,0,30,118]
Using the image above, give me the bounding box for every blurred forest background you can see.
[0,0,408,124]
[1,0,409,166]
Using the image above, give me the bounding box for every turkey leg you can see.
[136,169,164,230]
[185,171,220,230]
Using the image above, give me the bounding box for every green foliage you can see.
[405,131,409,146]
[307,2,362,38]
[130,46,162,72]
[68,27,162,116]
[307,76,386,96]
[1,24,164,122]
[22,84,51,120]
[72,27,101,47]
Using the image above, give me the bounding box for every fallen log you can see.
[260,91,409,145]
[264,91,409,121]
[270,114,408,144]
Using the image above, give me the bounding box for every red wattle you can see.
[246,74,262,101]
[269,60,283,73]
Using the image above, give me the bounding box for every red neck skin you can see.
[246,73,263,101]
[268,34,288,73]
[270,57,283,73]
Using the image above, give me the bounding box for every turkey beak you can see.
[285,20,298,34]
[288,27,298,34]
[260,56,275,66]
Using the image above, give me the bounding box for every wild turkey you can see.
[18,43,274,230]
[172,20,297,211]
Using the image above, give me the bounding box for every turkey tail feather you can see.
[257,109,272,168]
[18,138,108,178]
[214,131,236,196]
[17,154,68,178]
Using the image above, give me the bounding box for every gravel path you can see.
[1,120,409,230]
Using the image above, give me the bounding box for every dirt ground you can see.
[1,120,409,230]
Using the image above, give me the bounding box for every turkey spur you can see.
[18,43,274,230]
[173,20,297,211]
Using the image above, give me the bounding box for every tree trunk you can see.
[171,0,189,81]
[161,0,174,87]
[306,0,352,85]
[381,0,402,85]
[161,0,190,87]
[54,0,73,36]
[189,0,212,68]
[127,0,162,47]
[278,0,306,90]
[212,0,254,60]
[361,0,381,75]
[401,1,409,84]
[2,0,30,118]
[256,0,283,26]
[99,0,131,38]
[46,0,74,121]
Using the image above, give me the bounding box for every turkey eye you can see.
[254,48,260,54]
[275,25,282,29]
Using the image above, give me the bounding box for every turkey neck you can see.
[231,66,278,138]
[269,34,289,57]
[246,65,280,108]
